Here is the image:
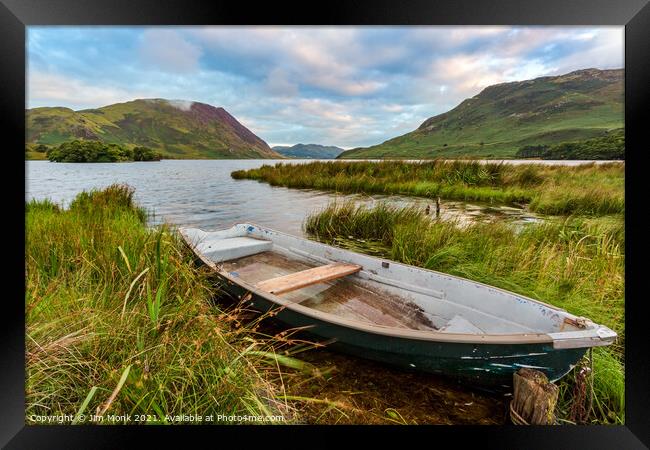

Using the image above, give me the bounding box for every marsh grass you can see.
[27,184,512,426]
[233,160,624,215]
[27,183,624,425]
[304,202,625,424]
[305,202,423,246]
[26,184,325,424]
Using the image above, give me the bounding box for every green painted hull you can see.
[223,281,585,389]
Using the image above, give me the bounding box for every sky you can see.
[27,26,624,149]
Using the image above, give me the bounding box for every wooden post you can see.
[510,368,559,425]
[435,197,440,218]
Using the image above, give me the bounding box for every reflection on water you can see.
[26,159,542,235]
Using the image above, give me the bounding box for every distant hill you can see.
[272,143,345,159]
[27,99,282,159]
[338,68,623,159]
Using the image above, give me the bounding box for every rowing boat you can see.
[179,223,617,388]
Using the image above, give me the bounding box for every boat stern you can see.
[549,323,618,350]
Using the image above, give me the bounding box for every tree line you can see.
[516,129,624,160]
[45,140,163,162]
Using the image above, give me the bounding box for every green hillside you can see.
[27,99,282,159]
[339,68,623,159]
[272,143,345,159]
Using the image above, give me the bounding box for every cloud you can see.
[381,104,404,113]
[28,71,148,108]
[28,26,624,147]
[192,27,390,97]
[552,28,624,73]
[433,55,505,93]
[166,99,195,111]
[264,68,299,97]
[138,29,202,73]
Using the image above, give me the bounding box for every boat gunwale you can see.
[178,223,617,347]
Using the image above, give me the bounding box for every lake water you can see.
[26,159,552,234]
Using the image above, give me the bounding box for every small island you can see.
[34,140,163,162]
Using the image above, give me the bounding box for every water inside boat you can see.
[221,250,439,331]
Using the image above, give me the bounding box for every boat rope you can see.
[587,347,594,417]
[569,347,594,424]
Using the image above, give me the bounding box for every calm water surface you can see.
[28,160,334,235]
[26,159,551,234]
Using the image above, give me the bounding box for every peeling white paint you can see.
[461,352,548,360]
[513,363,551,370]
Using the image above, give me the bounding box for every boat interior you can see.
[181,224,609,339]
[222,251,441,331]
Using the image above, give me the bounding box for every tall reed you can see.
[26,184,299,423]
[305,202,625,424]
[233,160,624,215]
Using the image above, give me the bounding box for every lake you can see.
[26,159,563,234]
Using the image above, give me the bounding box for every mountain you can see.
[27,99,282,159]
[338,68,623,159]
[272,143,345,159]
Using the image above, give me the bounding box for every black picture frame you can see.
[3,0,649,447]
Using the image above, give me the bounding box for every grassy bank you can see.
[26,185,522,425]
[305,202,625,424]
[27,184,623,424]
[26,185,304,424]
[232,160,624,216]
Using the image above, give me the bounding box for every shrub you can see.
[47,141,161,162]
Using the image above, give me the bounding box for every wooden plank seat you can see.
[255,262,362,295]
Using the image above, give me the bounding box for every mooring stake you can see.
[510,368,559,425]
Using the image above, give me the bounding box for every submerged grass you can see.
[26,184,307,424]
[305,202,625,424]
[232,160,624,216]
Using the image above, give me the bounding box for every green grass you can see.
[26,183,624,424]
[340,124,620,160]
[26,185,300,424]
[304,202,625,424]
[233,160,624,216]
[26,151,48,160]
[26,184,520,426]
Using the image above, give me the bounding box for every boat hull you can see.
[221,278,586,389]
